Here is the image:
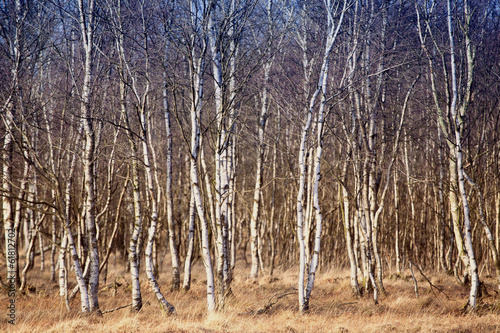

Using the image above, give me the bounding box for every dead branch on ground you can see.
[409,260,450,299]
[240,287,297,316]
[102,302,133,314]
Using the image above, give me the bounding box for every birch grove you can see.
[1,0,500,316]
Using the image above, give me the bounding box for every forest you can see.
[1,0,500,331]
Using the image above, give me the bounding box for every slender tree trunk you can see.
[164,75,180,291]
[447,0,479,310]
[496,193,499,255]
[464,172,500,290]
[3,0,21,291]
[208,2,233,308]
[14,160,29,280]
[65,142,90,313]
[342,162,360,295]
[191,138,216,312]
[38,230,44,272]
[58,231,70,310]
[249,63,271,281]
[404,130,417,262]
[120,77,143,312]
[188,22,216,310]
[99,173,128,274]
[183,189,196,291]
[394,171,401,276]
[141,110,176,314]
[20,225,40,291]
[269,133,278,276]
[437,124,448,272]
[77,0,100,313]
[298,0,347,312]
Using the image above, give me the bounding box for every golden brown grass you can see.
[2,259,499,333]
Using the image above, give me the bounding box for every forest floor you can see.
[1,256,500,333]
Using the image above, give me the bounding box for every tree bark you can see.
[77,0,100,314]
[164,74,181,291]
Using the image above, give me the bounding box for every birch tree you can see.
[161,6,181,288]
[208,0,231,305]
[207,0,256,307]
[296,0,347,313]
[163,78,181,291]
[416,0,480,310]
[178,0,216,312]
[134,1,176,315]
[61,126,92,313]
[109,0,176,314]
[107,0,143,312]
[1,0,25,291]
[76,0,100,314]
[249,0,292,281]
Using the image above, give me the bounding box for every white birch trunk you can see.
[191,136,216,312]
[188,5,216,308]
[297,0,347,312]
[58,231,70,310]
[38,229,44,272]
[13,160,29,283]
[249,62,271,280]
[454,140,479,309]
[446,0,479,310]
[297,89,316,312]
[141,112,176,314]
[360,161,379,303]
[3,0,21,291]
[304,108,325,305]
[208,2,231,307]
[119,75,143,311]
[77,0,100,313]
[128,153,143,312]
[342,162,360,295]
[200,142,217,244]
[182,188,196,291]
[16,160,28,256]
[65,143,91,313]
[163,75,181,291]
[25,170,37,270]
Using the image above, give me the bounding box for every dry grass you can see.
[1,258,499,333]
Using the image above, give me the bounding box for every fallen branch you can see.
[409,260,450,300]
[240,287,297,316]
[102,302,133,314]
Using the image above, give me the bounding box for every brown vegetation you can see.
[2,258,499,333]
